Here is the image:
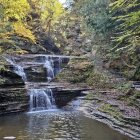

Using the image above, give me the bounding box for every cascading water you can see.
[5,55,65,112]
[29,89,55,112]
[43,56,62,81]
[5,57,27,81]
[44,56,54,81]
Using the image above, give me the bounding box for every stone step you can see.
[6,54,70,64]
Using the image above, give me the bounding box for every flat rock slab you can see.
[19,54,84,59]
[3,136,16,140]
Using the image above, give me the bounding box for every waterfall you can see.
[5,57,27,81]
[29,88,55,112]
[4,55,67,113]
[44,56,54,81]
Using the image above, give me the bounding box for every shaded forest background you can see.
[0,0,140,80]
[72,0,140,80]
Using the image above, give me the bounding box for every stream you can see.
[0,54,136,140]
[0,107,135,140]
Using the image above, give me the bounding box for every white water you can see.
[43,56,62,81]
[44,56,54,81]
[5,57,27,81]
[29,89,55,112]
[5,55,64,112]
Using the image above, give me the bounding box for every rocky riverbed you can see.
[0,54,139,140]
[55,56,140,140]
[79,89,140,140]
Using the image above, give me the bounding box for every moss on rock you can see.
[99,103,122,120]
[86,70,111,89]
[55,57,94,83]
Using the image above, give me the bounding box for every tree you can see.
[0,0,65,54]
[28,0,64,34]
[0,0,35,50]
[73,0,140,79]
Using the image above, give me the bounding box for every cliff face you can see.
[0,87,29,115]
[0,54,71,115]
[0,70,29,115]
[0,23,62,115]
[0,70,24,87]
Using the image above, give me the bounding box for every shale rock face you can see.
[0,54,70,115]
[0,87,29,115]
[0,70,29,115]
[0,70,24,87]
[10,33,61,54]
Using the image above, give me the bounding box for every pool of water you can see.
[0,109,135,140]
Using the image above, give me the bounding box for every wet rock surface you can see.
[0,54,139,140]
[0,87,29,115]
[0,70,24,87]
[0,54,90,115]
[0,69,28,115]
[6,54,70,82]
[79,89,140,139]
[54,56,140,139]
[25,81,91,109]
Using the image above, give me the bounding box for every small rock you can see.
[3,136,16,140]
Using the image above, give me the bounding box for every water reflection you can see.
[0,111,135,140]
[26,111,81,140]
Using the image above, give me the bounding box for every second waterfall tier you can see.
[6,55,69,82]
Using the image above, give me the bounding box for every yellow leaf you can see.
[13,22,36,42]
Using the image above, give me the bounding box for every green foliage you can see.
[0,0,65,55]
[28,0,64,32]
[75,0,110,35]
[0,0,35,52]
[110,0,140,52]
[73,0,140,79]
[0,0,30,21]
[109,0,140,79]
